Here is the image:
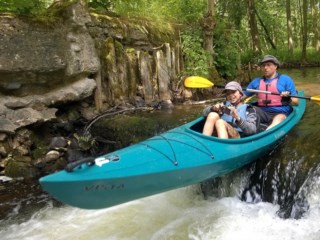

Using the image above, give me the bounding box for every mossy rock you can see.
[5,157,37,179]
[91,114,159,148]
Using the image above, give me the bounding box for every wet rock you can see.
[134,96,146,107]
[0,146,7,157]
[45,150,61,162]
[159,100,174,109]
[66,148,84,162]
[49,137,68,151]
[4,98,32,109]
[0,133,7,141]
[0,118,17,134]
[10,129,33,156]
[0,176,13,182]
[4,156,38,179]
[80,107,97,121]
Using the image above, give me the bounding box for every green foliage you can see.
[86,0,112,12]
[261,48,320,65]
[180,30,209,77]
[74,133,97,151]
[1,0,319,72]
[168,0,206,24]
[241,50,258,66]
[0,0,80,23]
[0,0,48,15]
[213,21,240,79]
[88,0,206,26]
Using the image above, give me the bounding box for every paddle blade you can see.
[184,76,214,88]
[310,96,320,105]
[244,95,256,103]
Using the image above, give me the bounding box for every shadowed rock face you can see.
[0,1,178,130]
[0,8,99,97]
[0,27,67,96]
[0,2,100,134]
[0,1,180,179]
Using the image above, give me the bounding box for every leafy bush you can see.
[213,21,239,79]
[180,30,209,77]
[0,0,48,15]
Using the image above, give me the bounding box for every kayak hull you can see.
[40,91,306,209]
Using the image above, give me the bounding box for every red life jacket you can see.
[257,77,283,106]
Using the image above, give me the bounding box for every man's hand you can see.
[280,91,290,97]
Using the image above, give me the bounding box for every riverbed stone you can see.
[45,151,61,162]
[0,118,17,134]
[4,157,37,179]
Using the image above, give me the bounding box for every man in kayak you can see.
[202,81,258,138]
[243,55,299,130]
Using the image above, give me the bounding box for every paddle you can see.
[184,76,243,90]
[184,76,214,88]
[184,76,255,103]
[184,76,320,105]
[246,89,320,104]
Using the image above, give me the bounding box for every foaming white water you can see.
[1,176,320,240]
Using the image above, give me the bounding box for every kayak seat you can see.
[190,118,206,133]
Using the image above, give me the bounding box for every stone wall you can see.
[0,1,183,133]
[87,11,182,109]
[0,1,186,178]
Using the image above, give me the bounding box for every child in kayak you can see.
[202,81,258,139]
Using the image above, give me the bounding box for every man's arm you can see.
[291,96,299,106]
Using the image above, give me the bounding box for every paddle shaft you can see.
[246,89,312,100]
[216,84,313,101]
[184,77,319,104]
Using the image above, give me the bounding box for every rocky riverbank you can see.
[0,1,194,183]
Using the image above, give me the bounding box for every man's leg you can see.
[266,114,287,130]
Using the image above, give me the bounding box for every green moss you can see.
[114,40,124,53]
[91,115,159,148]
[32,146,48,160]
[104,37,115,62]
[91,11,177,45]
[4,156,36,178]
[126,48,135,53]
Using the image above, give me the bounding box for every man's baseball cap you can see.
[259,55,280,67]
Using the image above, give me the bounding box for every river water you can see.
[1,68,320,240]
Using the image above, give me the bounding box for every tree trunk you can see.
[311,0,320,52]
[202,0,220,81]
[301,0,308,62]
[202,0,216,67]
[246,0,261,55]
[286,0,294,56]
[254,7,276,50]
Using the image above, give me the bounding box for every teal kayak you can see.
[39,91,306,209]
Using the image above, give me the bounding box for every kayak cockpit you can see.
[185,103,301,144]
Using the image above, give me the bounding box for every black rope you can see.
[65,131,215,171]
[65,157,95,172]
[148,137,214,159]
[169,131,214,158]
[139,131,215,166]
[147,131,214,158]
[137,143,178,166]
[157,134,178,165]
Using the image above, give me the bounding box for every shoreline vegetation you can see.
[1,0,320,80]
